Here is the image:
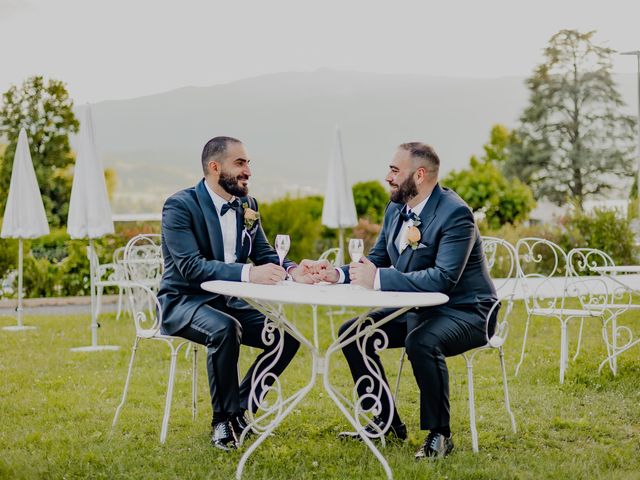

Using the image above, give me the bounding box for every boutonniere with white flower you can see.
[242,203,260,231]
[406,215,422,250]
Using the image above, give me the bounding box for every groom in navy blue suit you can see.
[158,136,312,451]
[314,142,497,459]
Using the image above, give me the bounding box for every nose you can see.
[244,164,252,177]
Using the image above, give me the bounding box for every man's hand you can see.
[309,259,340,283]
[348,256,376,289]
[249,263,287,285]
[289,260,317,284]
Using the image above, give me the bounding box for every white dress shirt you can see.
[204,181,251,282]
[337,194,430,289]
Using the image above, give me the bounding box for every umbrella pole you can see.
[89,238,98,347]
[3,239,36,331]
[70,239,118,351]
[17,238,23,327]
[338,227,345,266]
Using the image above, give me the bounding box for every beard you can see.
[218,170,249,197]
[389,174,418,204]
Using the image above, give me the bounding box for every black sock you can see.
[432,426,451,437]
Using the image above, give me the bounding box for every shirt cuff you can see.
[373,268,381,290]
[241,264,251,282]
[336,268,346,284]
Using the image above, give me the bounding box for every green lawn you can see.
[1,302,639,480]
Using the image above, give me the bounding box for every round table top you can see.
[201,280,449,308]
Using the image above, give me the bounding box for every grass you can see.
[1,301,639,480]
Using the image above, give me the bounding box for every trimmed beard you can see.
[218,170,249,197]
[390,174,418,204]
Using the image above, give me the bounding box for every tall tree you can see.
[504,30,636,208]
[0,76,79,227]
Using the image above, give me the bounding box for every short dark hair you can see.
[201,136,242,175]
[399,142,440,173]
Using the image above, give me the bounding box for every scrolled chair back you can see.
[481,237,518,347]
[126,282,163,336]
[515,237,569,314]
[566,247,624,312]
[123,234,163,288]
[318,247,341,266]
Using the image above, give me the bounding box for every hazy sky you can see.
[1,0,639,103]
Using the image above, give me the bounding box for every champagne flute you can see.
[275,234,290,267]
[348,238,364,263]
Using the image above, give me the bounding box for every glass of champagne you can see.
[275,234,290,267]
[348,238,364,263]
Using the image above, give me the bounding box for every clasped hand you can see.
[291,257,376,289]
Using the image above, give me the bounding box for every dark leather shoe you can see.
[338,415,407,442]
[415,431,454,459]
[211,421,238,451]
[230,411,253,440]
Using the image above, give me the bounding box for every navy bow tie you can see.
[220,199,241,216]
[399,208,419,223]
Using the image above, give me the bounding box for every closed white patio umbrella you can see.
[67,104,118,352]
[1,128,50,331]
[321,126,358,265]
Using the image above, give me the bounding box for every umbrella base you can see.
[70,345,120,352]
[2,325,37,331]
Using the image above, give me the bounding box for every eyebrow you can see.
[235,157,251,163]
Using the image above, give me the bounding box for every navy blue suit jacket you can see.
[158,179,294,335]
[342,184,496,310]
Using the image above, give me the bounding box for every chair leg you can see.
[192,344,198,421]
[393,349,406,402]
[572,318,585,361]
[560,322,568,384]
[113,337,141,428]
[515,312,532,376]
[464,355,479,453]
[116,287,124,320]
[329,309,337,341]
[499,348,517,433]
[160,349,179,444]
[609,315,618,376]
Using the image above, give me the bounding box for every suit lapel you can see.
[386,203,403,265]
[394,184,442,272]
[195,179,225,261]
[235,196,248,262]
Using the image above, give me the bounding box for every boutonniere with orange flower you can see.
[406,216,422,250]
[242,203,260,231]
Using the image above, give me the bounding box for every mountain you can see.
[81,69,638,213]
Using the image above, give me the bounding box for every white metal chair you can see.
[514,238,607,383]
[112,235,198,443]
[566,247,636,375]
[393,236,518,452]
[88,246,126,320]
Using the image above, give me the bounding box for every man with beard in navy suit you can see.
[311,142,497,459]
[158,136,313,451]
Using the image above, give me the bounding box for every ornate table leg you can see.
[235,299,318,480]
[323,307,411,480]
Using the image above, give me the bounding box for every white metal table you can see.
[200,280,448,480]
[590,265,640,372]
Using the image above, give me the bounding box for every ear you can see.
[207,159,220,176]
[415,166,427,185]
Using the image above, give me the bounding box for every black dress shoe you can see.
[230,411,253,440]
[415,431,454,459]
[211,421,238,451]
[338,416,407,442]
